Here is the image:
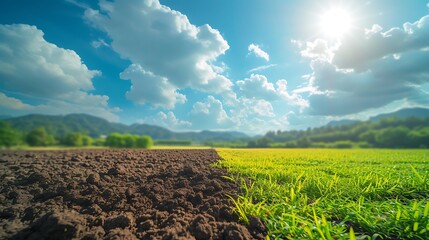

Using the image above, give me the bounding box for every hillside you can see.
[326,119,360,127]
[326,108,429,127]
[369,108,429,121]
[262,112,429,148]
[2,114,249,142]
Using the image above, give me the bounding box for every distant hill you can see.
[370,108,429,121]
[0,115,13,120]
[264,108,429,148]
[2,114,249,142]
[326,108,429,127]
[327,119,360,127]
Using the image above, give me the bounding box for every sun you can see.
[320,7,353,39]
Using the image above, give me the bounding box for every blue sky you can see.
[1,0,429,134]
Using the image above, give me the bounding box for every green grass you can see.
[216,149,429,240]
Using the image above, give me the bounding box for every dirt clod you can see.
[105,213,134,230]
[86,173,100,185]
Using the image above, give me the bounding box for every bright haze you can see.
[1,0,428,134]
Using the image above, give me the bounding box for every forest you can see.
[248,116,429,148]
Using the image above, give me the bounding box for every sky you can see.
[1,0,429,134]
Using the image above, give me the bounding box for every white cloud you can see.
[135,96,279,132]
[306,51,429,115]
[191,96,235,129]
[237,98,275,117]
[235,114,291,135]
[333,15,429,70]
[252,99,275,117]
[155,111,191,128]
[91,38,109,48]
[85,0,232,108]
[364,24,383,37]
[120,64,186,109]
[0,92,121,121]
[248,43,270,61]
[0,24,99,98]
[298,14,429,116]
[236,74,308,107]
[300,39,332,60]
[247,64,277,73]
[0,24,119,121]
[237,74,277,100]
[65,0,90,9]
[0,93,32,110]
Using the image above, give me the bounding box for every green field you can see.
[216,149,429,240]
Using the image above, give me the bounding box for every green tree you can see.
[247,140,257,148]
[105,133,153,148]
[375,126,409,148]
[105,133,125,148]
[136,135,153,148]
[123,134,137,148]
[63,132,93,147]
[26,127,56,146]
[408,127,429,148]
[92,138,105,146]
[82,135,93,146]
[297,137,311,148]
[333,141,354,148]
[359,130,377,145]
[0,122,22,147]
[63,132,84,146]
[247,137,272,148]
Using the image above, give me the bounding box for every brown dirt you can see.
[0,149,267,239]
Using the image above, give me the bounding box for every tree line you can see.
[0,122,153,148]
[249,117,429,148]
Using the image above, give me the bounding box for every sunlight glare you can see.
[320,7,352,39]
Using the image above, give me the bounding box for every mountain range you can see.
[2,114,249,143]
[327,108,429,127]
[2,107,429,142]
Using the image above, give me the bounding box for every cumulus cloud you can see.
[248,43,270,61]
[233,114,292,135]
[120,64,186,109]
[0,93,33,110]
[180,94,302,133]
[155,111,191,128]
[251,99,275,117]
[333,15,429,70]
[85,0,232,108]
[0,92,121,121]
[235,98,275,117]
[236,74,308,107]
[237,74,277,100]
[300,39,332,60]
[299,14,429,116]
[0,24,119,121]
[306,50,429,115]
[190,96,235,129]
[0,24,99,98]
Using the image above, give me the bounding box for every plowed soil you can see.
[0,149,266,239]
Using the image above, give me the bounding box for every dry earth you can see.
[0,149,266,240]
